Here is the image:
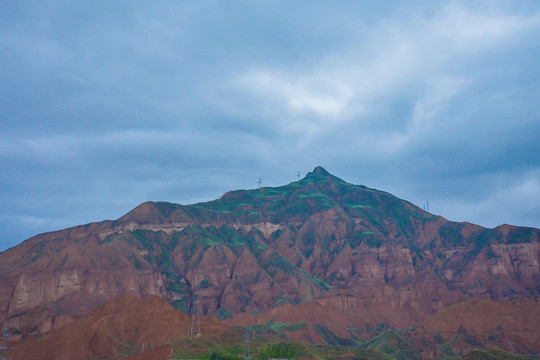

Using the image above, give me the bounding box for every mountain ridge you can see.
[0,166,538,358]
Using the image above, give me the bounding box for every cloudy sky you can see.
[1,1,539,251]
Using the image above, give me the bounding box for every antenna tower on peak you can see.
[189,281,201,336]
[258,178,262,188]
[297,171,300,181]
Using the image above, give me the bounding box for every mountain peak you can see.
[312,166,329,175]
[303,166,343,183]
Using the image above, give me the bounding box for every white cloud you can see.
[234,4,540,149]
[239,70,354,117]
[431,4,540,49]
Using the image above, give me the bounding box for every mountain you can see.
[0,166,538,358]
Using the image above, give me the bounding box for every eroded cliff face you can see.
[0,166,538,344]
[1,268,166,335]
[8,269,164,314]
[0,238,168,335]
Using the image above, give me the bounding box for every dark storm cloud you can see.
[1,1,540,250]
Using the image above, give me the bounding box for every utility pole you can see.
[0,323,8,360]
[189,281,201,336]
[243,328,250,360]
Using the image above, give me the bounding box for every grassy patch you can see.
[251,309,263,316]
[190,204,233,214]
[173,297,189,313]
[266,252,297,275]
[200,237,222,246]
[258,342,300,359]
[361,329,419,360]
[461,348,531,360]
[272,295,291,307]
[312,323,355,347]
[216,308,233,320]
[298,192,330,198]
[301,270,332,291]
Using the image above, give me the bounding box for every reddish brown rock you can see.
[7,294,224,360]
[412,298,540,358]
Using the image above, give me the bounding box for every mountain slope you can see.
[0,167,538,352]
[7,294,224,360]
[412,298,540,357]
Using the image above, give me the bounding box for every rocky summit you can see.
[0,166,539,359]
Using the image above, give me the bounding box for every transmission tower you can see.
[0,323,8,360]
[243,328,250,360]
[258,178,262,188]
[297,171,300,181]
[189,281,201,336]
